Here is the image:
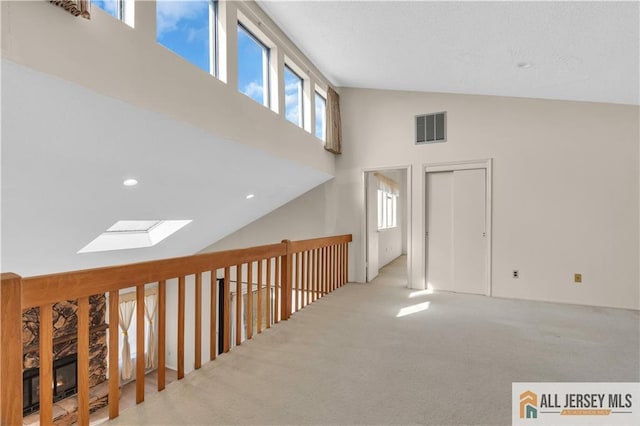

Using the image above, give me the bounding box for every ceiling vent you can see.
[416,112,446,144]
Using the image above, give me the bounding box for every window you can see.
[315,91,327,141]
[156,0,216,74]
[237,24,270,107]
[377,190,398,229]
[416,112,446,144]
[78,220,192,253]
[93,0,133,26]
[284,66,303,127]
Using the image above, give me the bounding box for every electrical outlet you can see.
[574,273,582,283]
[513,270,519,278]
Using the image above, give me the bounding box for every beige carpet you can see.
[108,256,639,425]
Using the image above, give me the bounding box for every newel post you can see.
[1,273,23,426]
[281,240,293,320]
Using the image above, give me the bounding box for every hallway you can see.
[109,256,639,425]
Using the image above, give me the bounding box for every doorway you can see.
[424,160,492,295]
[364,167,411,283]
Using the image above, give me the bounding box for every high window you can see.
[156,0,216,75]
[93,0,133,26]
[315,91,327,141]
[284,66,303,127]
[237,24,270,107]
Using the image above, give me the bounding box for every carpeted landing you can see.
[108,256,639,425]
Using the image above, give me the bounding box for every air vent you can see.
[416,112,446,144]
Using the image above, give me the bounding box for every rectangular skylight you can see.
[78,220,192,253]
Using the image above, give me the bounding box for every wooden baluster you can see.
[108,290,120,417]
[345,243,349,285]
[1,273,23,425]
[306,250,312,305]
[209,273,217,361]
[296,252,302,311]
[223,267,231,352]
[343,243,348,285]
[77,296,90,426]
[257,260,263,333]
[274,257,281,323]
[332,245,337,290]
[331,245,336,291]
[266,258,272,328]
[39,304,53,426]
[178,276,186,378]
[195,273,202,369]
[313,249,320,302]
[247,263,253,339]
[302,251,308,307]
[282,240,294,320]
[236,264,243,346]
[324,246,329,295]
[158,280,167,390]
[337,244,342,286]
[136,285,145,403]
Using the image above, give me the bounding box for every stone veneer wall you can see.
[22,294,109,424]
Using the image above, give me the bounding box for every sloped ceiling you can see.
[1,60,331,276]
[259,1,639,105]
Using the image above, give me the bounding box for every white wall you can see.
[0,0,334,176]
[221,88,639,310]
[337,88,639,310]
[201,181,339,252]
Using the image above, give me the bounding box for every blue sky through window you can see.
[315,93,326,141]
[93,0,119,19]
[238,25,269,106]
[156,0,211,73]
[284,66,302,126]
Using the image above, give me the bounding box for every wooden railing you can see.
[0,234,351,425]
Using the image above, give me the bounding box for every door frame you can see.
[423,159,493,296]
[362,165,412,284]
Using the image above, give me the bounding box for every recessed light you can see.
[246,194,255,200]
[517,62,533,69]
[123,178,138,187]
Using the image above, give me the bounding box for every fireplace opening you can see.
[23,353,78,416]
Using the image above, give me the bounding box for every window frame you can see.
[237,22,271,108]
[284,64,304,128]
[377,189,398,230]
[315,89,327,141]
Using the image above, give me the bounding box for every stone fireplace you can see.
[22,295,109,425]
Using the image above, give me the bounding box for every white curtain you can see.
[144,293,158,369]
[118,299,136,381]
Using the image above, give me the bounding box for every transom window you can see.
[315,91,326,141]
[156,0,217,75]
[237,24,270,107]
[284,65,303,127]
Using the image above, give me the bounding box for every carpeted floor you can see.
[108,256,639,425]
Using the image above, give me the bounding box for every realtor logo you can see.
[520,390,538,419]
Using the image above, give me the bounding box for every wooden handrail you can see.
[21,242,286,309]
[1,234,352,425]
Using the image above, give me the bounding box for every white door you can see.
[426,172,454,289]
[366,172,379,281]
[426,169,487,295]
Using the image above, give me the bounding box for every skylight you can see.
[78,220,192,253]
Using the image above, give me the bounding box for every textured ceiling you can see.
[259,1,639,105]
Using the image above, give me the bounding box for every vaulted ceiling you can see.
[259,1,639,105]
[1,60,331,276]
